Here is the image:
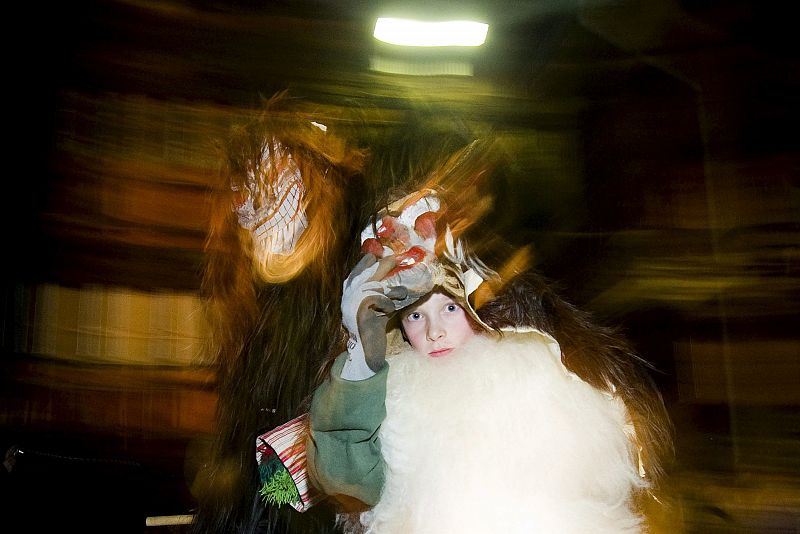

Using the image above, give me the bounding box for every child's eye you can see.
[407,311,422,321]
[445,304,458,312]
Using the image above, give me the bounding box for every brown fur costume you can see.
[190,94,366,534]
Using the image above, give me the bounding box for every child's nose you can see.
[426,321,445,341]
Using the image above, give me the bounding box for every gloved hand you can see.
[340,254,421,380]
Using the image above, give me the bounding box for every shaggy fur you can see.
[191,94,365,534]
[476,272,674,486]
[356,332,647,534]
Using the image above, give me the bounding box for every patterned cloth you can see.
[255,414,322,512]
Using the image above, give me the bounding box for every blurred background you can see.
[1,0,797,532]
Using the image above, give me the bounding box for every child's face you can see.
[400,291,477,357]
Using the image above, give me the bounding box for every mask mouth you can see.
[234,148,309,257]
[381,246,429,279]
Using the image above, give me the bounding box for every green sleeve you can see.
[306,352,388,506]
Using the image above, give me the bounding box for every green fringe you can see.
[258,452,283,483]
[259,467,301,507]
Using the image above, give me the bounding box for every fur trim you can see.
[356,332,647,533]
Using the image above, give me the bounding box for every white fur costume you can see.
[352,331,647,534]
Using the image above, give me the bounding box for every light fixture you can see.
[373,17,488,47]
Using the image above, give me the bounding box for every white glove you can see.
[340,254,420,380]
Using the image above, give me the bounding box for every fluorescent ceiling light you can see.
[373,18,488,47]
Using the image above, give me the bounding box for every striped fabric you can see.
[256,413,322,512]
